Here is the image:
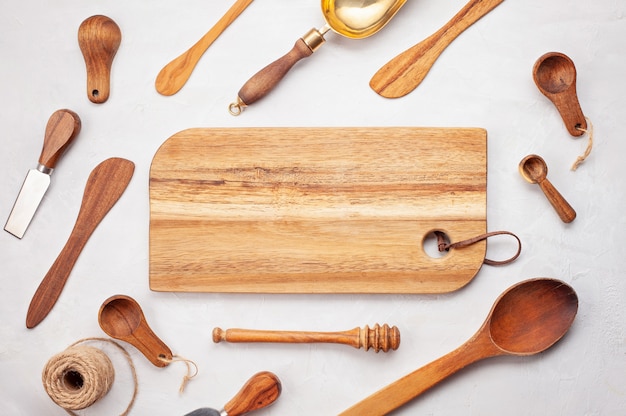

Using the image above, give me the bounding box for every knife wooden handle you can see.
[223,371,282,416]
[26,157,134,328]
[38,109,82,169]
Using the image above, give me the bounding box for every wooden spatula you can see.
[370,0,505,98]
[26,158,134,328]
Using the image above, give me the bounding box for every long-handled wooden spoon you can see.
[25,158,134,328]
[340,278,578,415]
[370,0,505,98]
[155,0,255,96]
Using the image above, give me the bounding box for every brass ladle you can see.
[229,0,407,115]
[341,278,578,415]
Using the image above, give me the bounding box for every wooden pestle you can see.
[213,324,400,353]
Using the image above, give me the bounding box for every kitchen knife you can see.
[5,109,81,238]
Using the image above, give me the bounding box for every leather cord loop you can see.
[435,230,522,266]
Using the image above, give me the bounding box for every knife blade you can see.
[5,109,81,238]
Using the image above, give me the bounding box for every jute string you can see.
[571,117,594,171]
[158,355,199,393]
[42,337,138,416]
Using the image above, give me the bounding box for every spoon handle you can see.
[229,27,327,115]
[223,371,282,416]
[155,0,255,96]
[26,158,134,328]
[370,0,505,98]
[339,331,500,415]
[538,178,577,223]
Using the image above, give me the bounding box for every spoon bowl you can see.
[533,52,586,136]
[341,278,578,415]
[519,154,576,223]
[98,294,173,367]
[230,0,406,114]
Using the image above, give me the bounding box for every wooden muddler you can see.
[212,324,400,353]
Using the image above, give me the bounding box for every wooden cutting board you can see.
[149,127,487,294]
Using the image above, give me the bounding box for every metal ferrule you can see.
[37,164,53,175]
[302,27,327,52]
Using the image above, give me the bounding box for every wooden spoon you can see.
[229,0,407,115]
[340,278,578,415]
[98,294,173,367]
[519,154,576,223]
[26,158,134,329]
[533,52,586,136]
[78,15,122,103]
[370,0,505,98]
[155,0,255,96]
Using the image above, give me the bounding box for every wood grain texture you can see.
[149,127,487,293]
[223,371,282,416]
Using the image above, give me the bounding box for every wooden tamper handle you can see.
[213,324,400,352]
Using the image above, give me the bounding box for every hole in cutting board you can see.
[422,231,451,259]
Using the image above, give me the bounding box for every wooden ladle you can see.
[533,52,586,136]
[519,154,576,223]
[229,0,407,115]
[370,0,505,98]
[78,15,121,103]
[98,294,173,367]
[340,278,578,415]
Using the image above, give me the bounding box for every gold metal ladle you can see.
[229,0,407,115]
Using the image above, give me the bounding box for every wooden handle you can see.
[213,324,400,352]
[340,331,500,415]
[223,371,282,416]
[38,109,81,169]
[78,15,122,103]
[26,158,134,328]
[370,0,505,98]
[538,178,577,223]
[126,318,173,367]
[155,0,255,96]
[230,28,325,115]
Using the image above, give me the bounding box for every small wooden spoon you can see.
[519,154,576,223]
[78,15,122,103]
[26,158,134,329]
[370,0,504,98]
[533,52,586,136]
[98,294,173,367]
[340,278,578,415]
[155,0,255,96]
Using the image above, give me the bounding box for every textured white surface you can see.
[1,0,625,415]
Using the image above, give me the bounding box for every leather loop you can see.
[435,230,522,266]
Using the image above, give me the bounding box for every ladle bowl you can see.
[533,52,586,136]
[229,0,406,115]
[98,294,173,367]
[340,278,578,415]
[519,154,576,223]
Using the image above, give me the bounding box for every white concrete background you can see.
[1,0,624,414]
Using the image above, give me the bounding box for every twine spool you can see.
[42,338,137,416]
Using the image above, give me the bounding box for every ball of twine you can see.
[43,345,114,410]
[42,338,137,416]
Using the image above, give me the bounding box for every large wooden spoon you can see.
[25,158,134,328]
[340,278,578,415]
[370,0,505,98]
[155,0,255,96]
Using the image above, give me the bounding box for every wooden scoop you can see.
[78,15,121,103]
[25,158,134,329]
[533,52,586,136]
[229,0,406,115]
[98,294,173,367]
[370,0,504,98]
[184,371,282,416]
[340,278,578,415]
[155,0,255,96]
